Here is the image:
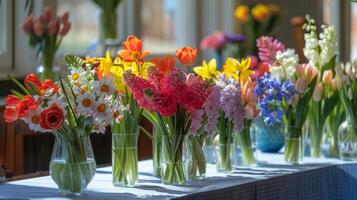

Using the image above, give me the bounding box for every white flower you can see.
[76,93,95,117]
[93,77,115,96]
[92,119,108,134]
[68,68,87,88]
[319,25,337,66]
[270,48,298,80]
[47,95,66,114]
[22,109,48,132]
[92,96,113,122]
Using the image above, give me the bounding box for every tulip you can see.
[252,4,269,21]
[176,47,198,66]
[295,77,308,93]
[47,19,59,35]
[22,15,33,33]
[304,65,317,82]
[33,19,45,37]
[295,63,306,77]
[333,77,343,90]
[244,105,255,120]
[234,5,249,22]
[60,12,69,23]
[322,69,333,86]
[59,22,71,36]
[312,82,323,101]
[42,6,53,22]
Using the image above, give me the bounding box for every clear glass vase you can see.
[235,126,256,166]
[153,127,162,178]
[216,143,234,173]
[36,64,60,81]
[338,120,357,161]
[112,133,138,187]
[161,135,187,185]
[184,135,206,180]
[284,126,304,165]
[50,136,96,196]
[203,136,217,164]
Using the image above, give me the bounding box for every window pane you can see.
[57,0,98,54]
[141,0,180,53]
[322,0,333,24]
[352,3,357,59]
[0,0,4,54]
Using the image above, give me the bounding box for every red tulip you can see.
[33,19,45,37]
[22,15,34,33]
[59,22,71,36]
[42,6,53,22]
[48,19,59,35]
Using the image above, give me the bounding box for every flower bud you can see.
[22,15,33,33]
[47,19,59,35]
[42,6,53,22]
[33,19,45,37]
[296,64,306,77]
[305,65,317,82]
[312,82,323,101]
[59,22,71,36]
[295,77,308,93]
[60,12,69,23]
[322,69,333,87]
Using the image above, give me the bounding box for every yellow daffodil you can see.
[223,57,253,84]
[193,59,221,80]
[252,4,269,21]
[234,5,250,22]
[98,51,114,78]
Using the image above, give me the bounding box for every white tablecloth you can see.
[0,153,348,200]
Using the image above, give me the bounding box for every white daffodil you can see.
[77,93,95,117]
[92,96,113,122]
[93,77,115,96]
[22,109,48,133]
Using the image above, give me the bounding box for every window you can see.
[57,0,99,55]
[0,0,13,71]
[351,3,357,59]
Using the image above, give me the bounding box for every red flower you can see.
[24,73,42,90]
[3,95,38,123]
[118,35,151,62]
[18,96,38,118]
[175,47,198,66]
[151,55,175,77]
[41,79,59,93]
[40,105,64,130]
[251,63,270,80]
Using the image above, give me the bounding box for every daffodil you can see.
[98,51,114,78]
[223,57,253,84]
[194,59,221,80]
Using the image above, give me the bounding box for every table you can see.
[0,153,356,200]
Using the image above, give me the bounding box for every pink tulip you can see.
[33,19,45,37]
[47,19,59,35]
[22,15,34,33]
[295,77,308,93]
[60,12,69,23]
[304,65,317,82]
[42,6,53,22]
[295,63,306,77]
[312,82,323,101]
[322,69,333,86]
[59,22,71,36]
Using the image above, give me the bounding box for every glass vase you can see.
[338,120,357,161]
[216,142,234,173]
[161,135,187,185]
[50,136,96,196]
[255,118,284,153]
[36,64,60,82]
[152,127,162,178]
[112,132,138,187]
[235,126,256,166]
[185,135,206,180]
[203,136,217,164]
[284,126,304,164]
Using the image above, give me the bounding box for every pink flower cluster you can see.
[22,6,71,37]
[256,36,285,65]
[124,68,212,116]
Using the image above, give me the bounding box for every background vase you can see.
[50,135,96,196]
[338,120,357,161]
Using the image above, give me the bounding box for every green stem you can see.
[236,121,256,165]
[284,126,303,164]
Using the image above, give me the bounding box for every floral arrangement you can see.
[22,6,71,81]
[234,3,281,55]
[4,54,122,193]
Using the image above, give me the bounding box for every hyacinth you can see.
[319,25,337,66]
[203,85,221,134]
[270,49,299,81]
[256,36,286,65]
[189,110,204,134]
[220,78,245,132]
[255,73,296,126]
[124,68,211,116]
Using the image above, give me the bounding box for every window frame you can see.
[0,0,13,72]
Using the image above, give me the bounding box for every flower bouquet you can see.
[303,16,340,158]
[22,6,71,81]
[96,35,151,186]
[3,54,121,195]
[124,47,212,185]
[255,35,317,164]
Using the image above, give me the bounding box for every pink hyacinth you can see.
[189,109,204,134]
[256,36,285,65]
[203,85,221,134]
[200,32,227,50]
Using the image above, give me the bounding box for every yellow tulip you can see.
[252,4,269,21]
[193,59,221,80]
[223,57,253,84]
[234,5,250,22]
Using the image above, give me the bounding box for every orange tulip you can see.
[151,55,175,76]
[118,35,151,62]
[175,47,198,66]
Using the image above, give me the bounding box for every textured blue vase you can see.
[255,119,284,153]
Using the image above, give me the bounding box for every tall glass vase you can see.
[36,39,60,81]
[203,136,217,164]
[112,122,139,187]
[284,126,304,164]
[161,134,187,185]
[185,135,206,180]
[216,142,234,173]
[152,127,162,178]
[50,135,96,196]
[338,120,357,161]
[236,124,256,166]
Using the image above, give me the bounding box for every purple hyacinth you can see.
[225,33,246,43]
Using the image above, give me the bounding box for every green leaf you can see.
[64,53,83,68]
[321,92,339,122]
[7,75,31,95]
[296,78,317,127]
[10,89,24,98]
[321,55,337,73]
